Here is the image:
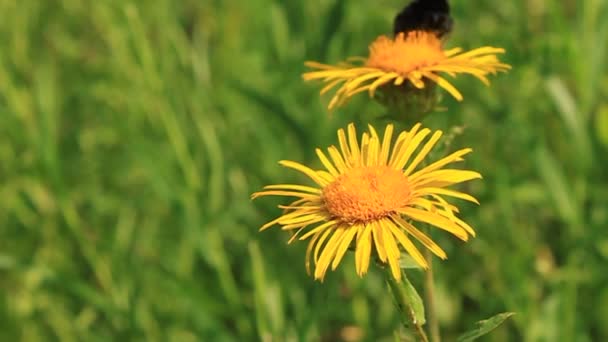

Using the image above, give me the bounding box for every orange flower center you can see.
[366,31,445,75]
[322,166,411,224]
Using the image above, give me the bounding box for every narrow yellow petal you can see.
[392,128,431,170]
[315,228,346,280]
[328,93,343,111]
[378,220,403,280]
[414,187,480,204]
[389,123,422,167]
[279,160,328,186]
[343,71,385,91]
[319,78,345,95]
[304,60,341,70]
[317,171,335,184]
[412,169,482,188]
[404,130,443,176]
[355,224,373,276]
[279,213,327,226]
[424,73,463,101]
[367,132,380,166]
[385,219,429,267]
[337,127,352,165]
[409,197,459,214]
[450,214,477,237]
[305,231,323,275]
[371,221,388,262]
[367,124,380,165]
[360,132,370,166]
[347,123,361,164]
[287,226,307,244]
[260,210,319,231]
[432,207,477,237]
[409,148,472,180]
[252,190,318,200]
[277,204,323,212]
[399,207,469,241]
[261,184,322,194]
[314,228,334,265]
[344,83,374,97]
[388,130,412,167]
[368,72,399,96]
[315,148,339,176]
[443,47,463,56]
[391,215,447,259]
[299,220,338,240]
[331,225,359,270]
[379,124,394,166]
[327,146,348,173]
[408,73,426,89]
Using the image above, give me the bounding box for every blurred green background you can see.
[1,0,607,341]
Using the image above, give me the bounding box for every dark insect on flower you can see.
[393,0,453,39]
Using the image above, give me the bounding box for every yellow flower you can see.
[303,31,511,110]
[252,123,481,281]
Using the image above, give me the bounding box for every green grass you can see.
[0,0,607,340]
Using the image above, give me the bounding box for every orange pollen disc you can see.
[366,31,445,75]
[322,166,412,224]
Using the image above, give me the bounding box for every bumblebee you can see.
[393,0,453,38]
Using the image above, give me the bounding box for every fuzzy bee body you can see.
[393,0,453,38]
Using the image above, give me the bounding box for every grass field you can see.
[1,0,607,341]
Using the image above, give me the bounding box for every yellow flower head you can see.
[252,123,481,281]
[303,31,511,110]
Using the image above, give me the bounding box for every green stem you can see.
[384,267,429,342]
[424,245,441,342]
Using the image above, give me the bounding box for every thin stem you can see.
[424,236,440,342]
[409,308,430,342]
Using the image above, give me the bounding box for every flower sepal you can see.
[376,83,440,124]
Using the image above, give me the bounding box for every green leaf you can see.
[456,312,515,342]
[249,241,271,339]
[399,254,425,269]
[545,76,593,170]
[386,270,426,326]
[535,145,583,233]
[595,104,608,147]
[318,0,347,59]
[269,3,290,63]
[249,241,285,339]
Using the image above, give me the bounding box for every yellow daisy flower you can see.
[303,31,511,110]
[252,123,481,281]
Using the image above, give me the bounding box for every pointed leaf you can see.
[456,312,515,342]
[399,254,425,269]
[386,270,426,326]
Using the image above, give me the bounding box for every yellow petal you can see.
[371,221,388,262]
[355,224,373,276]
[404,130,443,176]
[315,228,346,280]
[331,225,359,270]
[385,219,429,268]
[392,215,447,259]
[399,207,469,241]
